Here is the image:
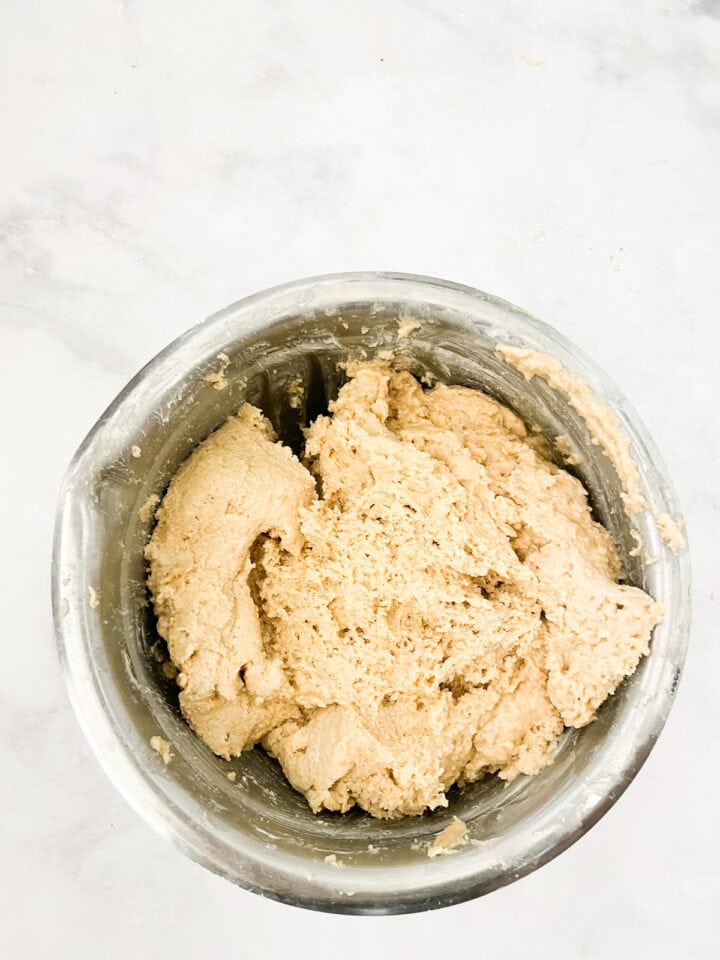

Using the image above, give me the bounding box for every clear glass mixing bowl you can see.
[52,273,690,914]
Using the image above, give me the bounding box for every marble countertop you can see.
[2,1,719,957]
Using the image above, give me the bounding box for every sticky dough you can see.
[146,364,663,818]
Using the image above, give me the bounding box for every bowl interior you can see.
[55,279,687,912]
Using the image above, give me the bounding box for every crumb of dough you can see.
[162,659,179,680]
[146,364,663,819]
[205,352,231,391]
[644,553,660,566]
[497,345,685,552]
[150,642,166,663]
[397,316,420,338]
[287,376,304,410]
[428,817,468,858]
[131,444,142,459]
[553,434,580,467]
[138,493,160,523]
[420,370,436,388]
[226,771,236,782]
[629,530,643,558]
[361,325,369,335]
[150,735,173,765]
[655,513,686,552]
[88,586,100,609]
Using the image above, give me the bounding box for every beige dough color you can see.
[146,363,663,818]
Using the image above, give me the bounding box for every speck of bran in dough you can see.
[150,735,173,765]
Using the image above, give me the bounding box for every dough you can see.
[150,735,173,765]
[146,364,663,818]
[496,344,686,551]
[428,818,468,858]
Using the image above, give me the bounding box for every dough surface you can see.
[146,364,663,818]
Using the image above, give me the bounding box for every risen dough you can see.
[146,364,663,818]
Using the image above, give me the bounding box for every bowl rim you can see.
[52,271,691,914]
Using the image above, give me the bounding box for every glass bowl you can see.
[52,272,690,914]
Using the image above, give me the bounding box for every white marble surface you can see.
[2,1,719,956]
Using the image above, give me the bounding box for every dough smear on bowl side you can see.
[146,363,663,819]
[496,344,686,551]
